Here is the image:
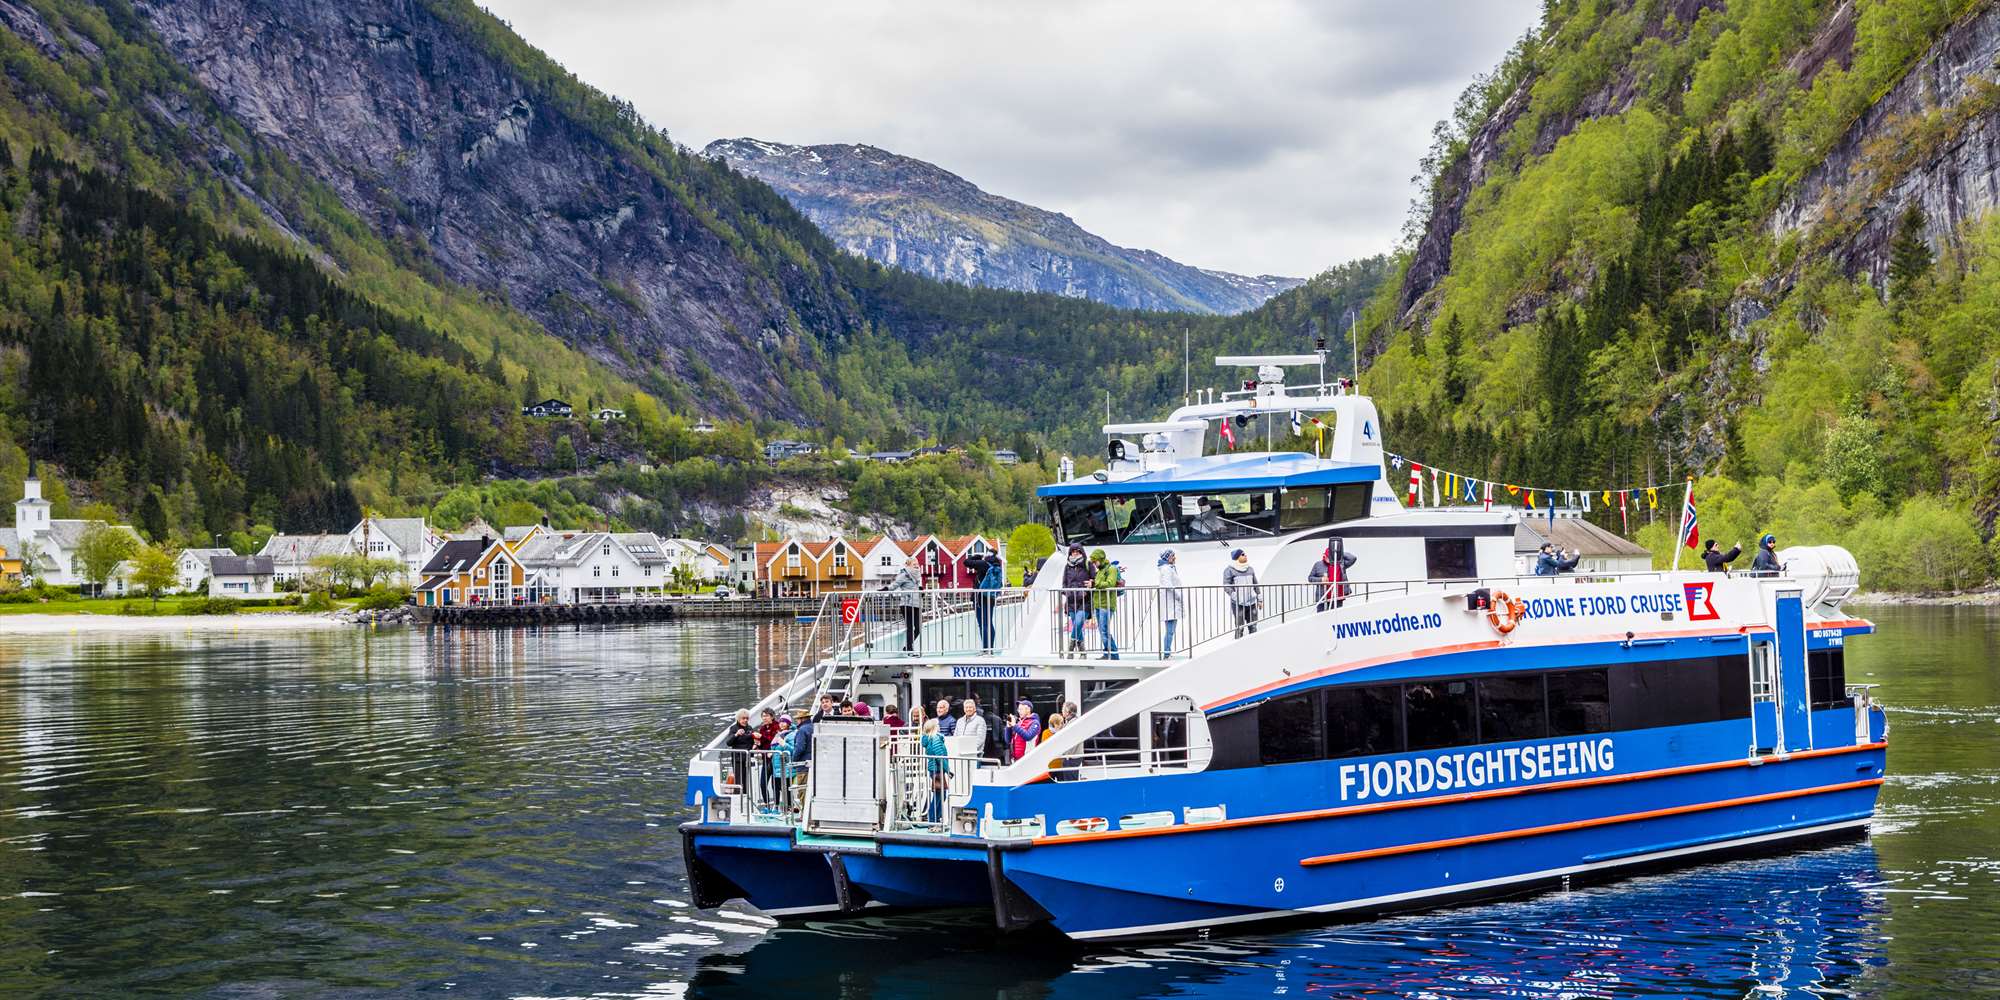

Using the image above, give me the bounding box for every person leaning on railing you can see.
[1224,549,1262,636]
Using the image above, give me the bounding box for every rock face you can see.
[705,139,1302,314]
[130,0,862,416]
[1771,3,2000,287]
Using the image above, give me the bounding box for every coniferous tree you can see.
[1888,202,1934,301]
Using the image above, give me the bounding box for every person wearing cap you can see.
[1060,544,1093,657]
[1004,698,1042,761]
[1309,538,1357,611]
[1223,549,1261,637]
[1702,538,1741,573]
[1157,549,1185,656]
[1751,534,1782,574]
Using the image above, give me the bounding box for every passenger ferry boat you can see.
[681,355,1887,941]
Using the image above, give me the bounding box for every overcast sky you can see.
[478,0,1542,279]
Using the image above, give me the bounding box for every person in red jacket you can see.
[1004,698,1042,761]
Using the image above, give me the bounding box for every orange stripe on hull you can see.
[1297,777,1883,867]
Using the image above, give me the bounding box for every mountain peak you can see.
[702,137,1301,314]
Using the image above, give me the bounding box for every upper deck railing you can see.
[782,567,1780,667]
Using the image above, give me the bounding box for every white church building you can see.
[8,477,141,592]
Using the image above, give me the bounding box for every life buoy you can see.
[1057,816,1109,835]
[1486,590,1527,635]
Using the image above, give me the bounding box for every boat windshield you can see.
[1051,484,1369,547]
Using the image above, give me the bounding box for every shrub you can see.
[353,585,410,611]
[183,596,241,615]
[301,590,336,612]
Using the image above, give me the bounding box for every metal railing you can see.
[1044,742,1216,780]
[884,743,992,833]
[1048,581,1355,658]
[696,747,806,825]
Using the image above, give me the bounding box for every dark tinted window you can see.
[1325,685,1402,758]
[1809,649,1848,711]
[1259,692,1322,764]
[1424,538,1477,580]
[1331,483,1371,522]
[1206,706,1260,770]
[1610,657,1749,730]
[1080,680,1138,754]
[1404,679,1478,750]
[1477,674,1547,742]
[1279,487,1332,530]
[1548,669,1611,736]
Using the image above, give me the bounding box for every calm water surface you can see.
[0,607,1994,998]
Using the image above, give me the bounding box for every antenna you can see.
[1183,327,1190,404]
[1346,307,1359,386]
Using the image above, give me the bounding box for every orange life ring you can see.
[1487,590,1527,635]
[1062,816,1109,834]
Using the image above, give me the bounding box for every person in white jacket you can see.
[1156,549,1185,655]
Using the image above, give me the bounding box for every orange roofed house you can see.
[753,537,868,598]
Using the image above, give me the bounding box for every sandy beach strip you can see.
[0,613,352,635]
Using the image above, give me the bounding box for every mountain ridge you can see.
[703,137,1302,314]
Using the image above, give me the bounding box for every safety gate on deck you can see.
[804,720,887,833]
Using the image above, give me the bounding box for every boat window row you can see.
[1207,656,1756,770]
[1050,483,1371,548]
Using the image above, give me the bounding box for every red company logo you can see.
[1683,582,1719,621]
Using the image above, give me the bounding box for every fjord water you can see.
[0,608,1993,998]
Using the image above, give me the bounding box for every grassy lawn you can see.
[0,595,328,616]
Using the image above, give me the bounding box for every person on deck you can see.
[1309,539,1357,611]
[1005,699,1042,761]
[1534,544,1580,575]
[1157,549,1185,656]
[890,555,923,654]
[723,709,755,793]
[1061,545,1093,657]
[934,698,957,737]
[920,718,949,825]
[956,699,988,758]
[963,548,1005,652]
[881,703,905,729]
[1223,549,1261,636]
[1751,534,1783,574]
[1702,539,1742,573]
[1090,549,1122,660]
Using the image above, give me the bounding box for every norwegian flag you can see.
[1679,482,1700,549]
[1220,419,1236,450]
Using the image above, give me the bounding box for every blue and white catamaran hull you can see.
[681,362,1888,941]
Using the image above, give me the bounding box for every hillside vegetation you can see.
[1356,0,1999,592]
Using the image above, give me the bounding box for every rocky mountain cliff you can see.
[705,138,1301,314]
[126,0,864,418]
